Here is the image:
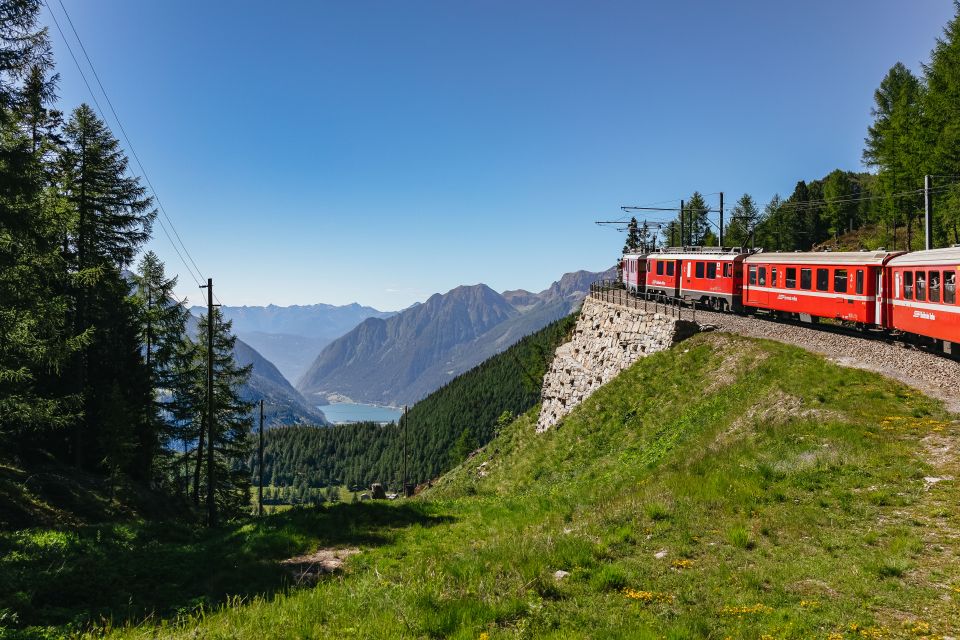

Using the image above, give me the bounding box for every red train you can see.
[619,246,960,354]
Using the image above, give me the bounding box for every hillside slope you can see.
[106,333,959,639]
[259,313,579,492]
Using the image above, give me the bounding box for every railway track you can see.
[589,287,960,413]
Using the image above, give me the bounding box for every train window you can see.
[800,268,812,289]
[786,267,797,288]
[724,263,732,278]
[834,269,848,293]
[903,271,913,299]
[707,262,717,279]
[695,262,705,278]
[856,270,864,295]
[929,271,941,303]
[916,271,926,301]
[816,268,829,291]
[749,265,757,285]
[759,267,767,286]
[771,268,778,287]
[656,261,664,275]
[945,271,956,304]
[667,262,675,276]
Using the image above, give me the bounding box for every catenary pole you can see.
[719,192,724,247]
[924,175,933,251]
[679,200,684,248]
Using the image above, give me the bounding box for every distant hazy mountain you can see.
[190,303,394,339]
[237,331,331,386]
[192,303,394,385]
[185,313,326,427]
[297,267,615,406]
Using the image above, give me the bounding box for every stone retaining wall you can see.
[536,296,699,433]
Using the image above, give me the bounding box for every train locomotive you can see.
[619,246,960,355]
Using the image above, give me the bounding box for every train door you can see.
[875,268,884,326]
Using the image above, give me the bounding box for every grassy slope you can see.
[53,334,960,637]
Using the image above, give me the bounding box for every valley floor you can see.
[4,333,960,639]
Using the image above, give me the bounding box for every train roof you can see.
[648,252,746,262]
[887,246,960,267]
[743,251,903,266]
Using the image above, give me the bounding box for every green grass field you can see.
[4,332,958,639]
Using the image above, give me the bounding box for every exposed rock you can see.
[537,297,698,433]
[553,570,571,580]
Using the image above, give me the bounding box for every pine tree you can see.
[622,217,641,253]
[0,2,81,452]
[131,251,188,484]
[685,192,711,246]
[186,309,255,520]
[725,194,759,248]
[59,103,156,470]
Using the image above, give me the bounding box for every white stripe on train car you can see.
[891,299,960,315]
[746,285,875,302]
[682,287,734,297]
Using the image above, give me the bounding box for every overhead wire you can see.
[44,0,216,303]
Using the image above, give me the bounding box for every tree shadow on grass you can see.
[0,500,453,635]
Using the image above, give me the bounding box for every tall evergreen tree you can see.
[725,193,759,248]
[60,103,156,470]
[187,309,254,519]
[924,1,960,244]
[622,217,642,253]
[822,170,860,240]
[684,192,712,246]
[0,0,82,453]
[863,62,924,250]
[131,251,188,484]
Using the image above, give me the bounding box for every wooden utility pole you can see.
[258,399,264,517]
[924,175,933,251]
[719,192,724,247]
[200,278,216,527]
[402,405,408,496]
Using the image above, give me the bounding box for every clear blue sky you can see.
[42,1,955,310]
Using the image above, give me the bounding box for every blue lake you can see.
[320,402,403,425]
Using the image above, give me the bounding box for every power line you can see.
[44,0,215,301]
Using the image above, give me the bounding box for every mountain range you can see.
[296,267,615,406]
[191,303,394,385]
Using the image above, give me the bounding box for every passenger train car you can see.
[742,251,901,326]
[618,246,960,354]
[886,247,960,345]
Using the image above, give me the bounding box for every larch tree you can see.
[923,1,960,244]
[863,62,924,250]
